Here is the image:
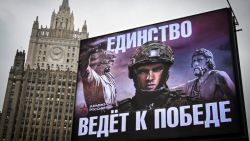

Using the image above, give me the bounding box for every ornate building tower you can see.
[0,0,88,141]
[0,50,25,141]
[25,0,88,71]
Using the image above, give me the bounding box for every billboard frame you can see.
[72,8,249,141]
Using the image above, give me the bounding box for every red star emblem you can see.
[80,104,88,114]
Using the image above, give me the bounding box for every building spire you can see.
[32,16,39,29]
[49,0,74,31]
[60,0,70,11]
[62,0,69,8]
[82,20,87,32]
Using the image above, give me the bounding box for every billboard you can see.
[72,8,248,141]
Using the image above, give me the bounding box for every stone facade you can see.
[0,0,88,141]
[25,0,88,72]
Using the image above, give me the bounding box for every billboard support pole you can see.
[227,0,249,140]
[226,0,242,32]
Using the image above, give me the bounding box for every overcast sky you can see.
[0,0,250,132]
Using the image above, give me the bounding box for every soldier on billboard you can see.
[173,48,236,102]
[78,45,117,114]
[116,41,198,112]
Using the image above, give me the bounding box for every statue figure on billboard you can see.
[78,46,117,114]
[173,48,235,102]
[116,41,198,112]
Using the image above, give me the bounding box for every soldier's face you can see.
[192,55,207,77]
[136,63,164,91]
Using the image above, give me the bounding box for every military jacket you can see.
[116,90,202,112]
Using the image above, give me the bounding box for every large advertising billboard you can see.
[72,8,248,141]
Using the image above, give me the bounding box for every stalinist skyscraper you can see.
[0,0,88,141]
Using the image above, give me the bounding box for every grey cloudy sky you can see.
[0,0,250,132]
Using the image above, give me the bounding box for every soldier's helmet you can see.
[128,41,174,79]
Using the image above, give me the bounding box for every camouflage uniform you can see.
[115,41,200,112]
[117,90,201,112]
